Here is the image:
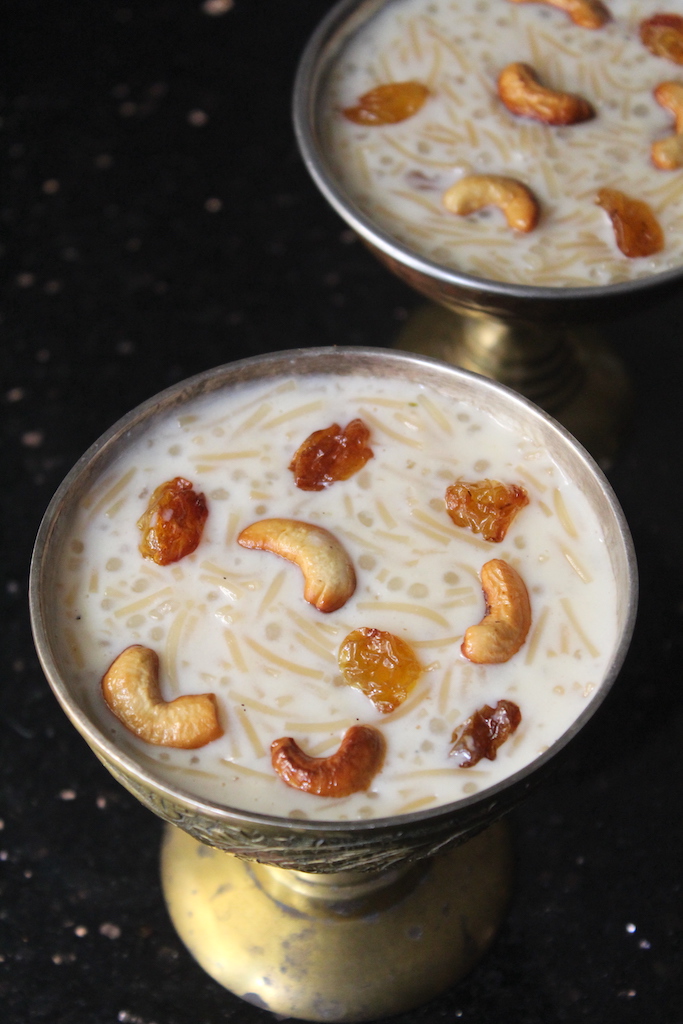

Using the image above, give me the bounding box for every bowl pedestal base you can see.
[396,302,632,464]
[160,820,512,1023]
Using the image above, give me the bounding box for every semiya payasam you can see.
[55,372,618,821]
[321,0,683,285]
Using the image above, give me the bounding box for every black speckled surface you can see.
[3,1,682,1021]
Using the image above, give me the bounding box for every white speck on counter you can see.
[51,952,76,965]
[187,109,208,127]
[22,431,44,448]
[100,922,122,939]
[202,0,234,15]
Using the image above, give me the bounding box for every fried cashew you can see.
[101,645,223,748]
[443,175,540,233]
[652,81,683,169]
[498,63,595,126]
[237,518,356,613]
[461,559,531,664]
[271,725,385,797]
[506,0,610,29]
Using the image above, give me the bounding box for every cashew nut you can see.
[461,559,531,664]
[271,725,385,797]
[498,63,595,126]
[237,518,356,613]
[443,175,540,233]
[507,0,610,30]
[101,645,223,748]
[652,81,683,169]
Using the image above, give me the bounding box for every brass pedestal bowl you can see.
[30,347,637,1022]
[293,0,683,462]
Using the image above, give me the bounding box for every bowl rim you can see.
[29,346,638,838]
[292,0,683,304]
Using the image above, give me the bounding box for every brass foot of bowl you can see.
[161,821,513,1023]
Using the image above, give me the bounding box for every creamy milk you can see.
[55,373,618,820]
[321,0,683,285]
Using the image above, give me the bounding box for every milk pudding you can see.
[55,371,619,821]
[321,0,683,285]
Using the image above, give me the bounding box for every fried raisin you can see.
[137,477,208,565]
[445,479,529,542]
[450,700,522,767]
[640,14,683,65]
[342,81,430,125]
[289,418,373,491]
[338,627,422,713]
[596,188,665,258]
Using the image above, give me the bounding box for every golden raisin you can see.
[289,418,373,491]
[338,628,422,714]
[342,81,430,126]
[137,477,208,565]
[596,188,665,258]
[640,14,683,65]
[450,700,522,768]
[444,479,529,542]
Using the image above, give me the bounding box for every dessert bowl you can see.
[30,346,637,1021]
[293,0,683,454]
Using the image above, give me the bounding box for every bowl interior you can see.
[30,347,637,862]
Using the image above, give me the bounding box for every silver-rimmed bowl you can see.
[292,0,683,325]
[29,346,637,875]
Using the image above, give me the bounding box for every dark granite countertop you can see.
[3,1,682,1021]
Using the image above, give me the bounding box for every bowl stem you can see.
[396,302,632,463]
